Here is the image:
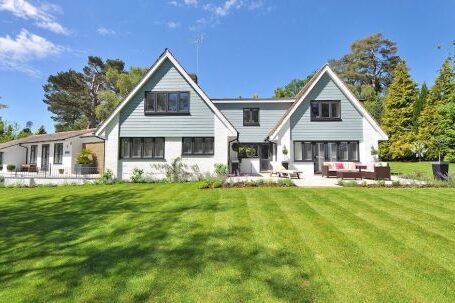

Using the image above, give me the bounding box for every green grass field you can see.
[1,183,454,302]
[389,161,452,179]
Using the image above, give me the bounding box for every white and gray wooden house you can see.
[94,49,387,179]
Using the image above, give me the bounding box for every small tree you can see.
[152,157,191,182]
[76,149,94,164]
[410,141,427,162]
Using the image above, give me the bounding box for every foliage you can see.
[35,125,47,135]
[282,145,288,156]
[6,164,15,171]
[17,127,33,138]
[273,73,315,97]
[410,141,427,162]
[0,117,18,143]
[190,164,204,181]
[130,168,144,183]
[418,58,455,159]
[200,178,295,189]
[152,157,192,182]
[380,61,418,160]
[58,169,65,174]
[75,149,94,165]
[330,33,400,94]
[214,163,228,178]
[413,83,428,130]
[96,169,115,184]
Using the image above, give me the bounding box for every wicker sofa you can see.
[322,161,391,180]
[322,162,358,178]
[361,162,391,180]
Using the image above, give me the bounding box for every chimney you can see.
[189,73,198,84]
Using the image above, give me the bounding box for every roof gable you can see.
[96,49,237,136]
[268,64,388,140]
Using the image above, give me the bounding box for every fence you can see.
[2,164,99,179]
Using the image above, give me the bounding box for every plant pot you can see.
[432,162,449,181]
[282,161,289,170]
[75,164,96,175]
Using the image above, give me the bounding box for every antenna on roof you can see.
[192,34,204,75]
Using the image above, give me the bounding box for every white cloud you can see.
[184,0,198,6]
[0,29,63,75]
[169,0,197,7]
[204,0,240,17]
[0,0,69,34]
[97,27,116,36]
[166,21,180,29]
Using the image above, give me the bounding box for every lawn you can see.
[1,184,454,302]
[389,161,452,179]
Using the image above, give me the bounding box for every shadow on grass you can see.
[0,185,318,302]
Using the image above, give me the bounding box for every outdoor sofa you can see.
[322,161,391,180]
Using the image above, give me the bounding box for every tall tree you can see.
[418,58,455,159]
[273,72,315,98]
[0,118,18,143]
[43,56,126,131]
[380,61,418,160]
[413,83,428,130]
[35,125,47,135]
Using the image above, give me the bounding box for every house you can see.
[95,49,387,180]
[0,129,104,175]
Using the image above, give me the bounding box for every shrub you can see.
[191,164,204,181]
[152,157,192,182]
[76,149,94,165]
[97,169,115,184]
[214,163,228,178]
[130,168,144,183]
[6,164,16,172]
[391,180,401,187]
[212,180,223,188]
[58,168,65,174]
[277,179,294,187]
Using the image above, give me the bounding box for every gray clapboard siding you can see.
[120,59,215,137]
[216,102,290,142]
[290,72,363,141]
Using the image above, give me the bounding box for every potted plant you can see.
[7,164,16,172]
[75,149,95,174]
[370,146,379,162]
[58,168,65,175]
[411,141,427,162]
[432,139,449,181]
[282,145,289,169]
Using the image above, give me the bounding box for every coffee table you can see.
[336,170,361,180]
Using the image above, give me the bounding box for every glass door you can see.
[313,142,325,173]
[260,144,272,172]
[41,144,49,171]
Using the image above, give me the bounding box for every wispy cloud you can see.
[166,21,180,29]
[0,0,69,34]
[169,0,198,7]
[0,29,63,76]
[97,27,116,36]
[203,0,241,17]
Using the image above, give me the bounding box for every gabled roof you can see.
[95,49,237,137]
[0,129,96,150]
[268,64,388,140]
[211,98,294,103]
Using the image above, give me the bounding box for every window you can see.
[182,137,214,155]
[53,143,63,164]
[30,145,37,164]
[243,108,260,126]
[310,101,341,121]
[237,144,259,158]
[144,91,190,114]
[120,138,165,159]
[0,152,3,166]
[293,141,359,162]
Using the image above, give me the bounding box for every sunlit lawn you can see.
[389,161,452,178]
[0,183,454,302]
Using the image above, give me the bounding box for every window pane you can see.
[243,109,251,124]
[311,103,319,118]
[145,92,156,112]
[327,143,337,161]
[154,138,164,158]
[349,142,358,161]
[182,138,192,155]
[250,144,258,157]
[132,138,142,158]
[193,138,203,154]
[30,145,37,164]
[252,109,259,124]
[321,103,330,117]
[143,138,154,158]
[331,102,340,118]
[294,142,302,161]
[54,143,63,164]
[339,142,348,161]
[168,93,178,112]
[121,138,131,158]
[179,92,190,112]
[204,137,214,154]
[303,143,313,160]
[156,93,167,112]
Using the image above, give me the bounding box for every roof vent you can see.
[189,73,198,84]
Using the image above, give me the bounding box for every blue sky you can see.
[0,0,454,132]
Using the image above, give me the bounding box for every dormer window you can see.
[144,91,190,115]
[243,108,260,126]
[310,101,341,121]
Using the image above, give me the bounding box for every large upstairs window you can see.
[144,91,190,115]
[310,101,341,121]
[243,108,260,126]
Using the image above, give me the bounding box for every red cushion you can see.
[335,162,344,169]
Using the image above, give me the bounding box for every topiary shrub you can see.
[7,164,16,172]
[76,149,94,165]
[130,168,144,183]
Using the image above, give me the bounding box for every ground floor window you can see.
[53,143,63,164]
[120,137,165,159]
[0,152,3,166]
[182,137,214,155]
[237,143,259,158]
[293,141,359,162]
[30,145,37,164]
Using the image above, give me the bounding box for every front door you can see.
[260,144,272,172]
[314,142,325,173]
[41,144,49,171]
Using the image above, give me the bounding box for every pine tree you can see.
[380,61,418,160]
[35,125,47,135]
[413,83,428,130]
[418,58,455,159]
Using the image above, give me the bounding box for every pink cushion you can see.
[366,163,375,171]
[335,162,344,169]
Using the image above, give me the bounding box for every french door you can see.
[41,144,50,171]
[313,143,325,173]
[260,144,272,172]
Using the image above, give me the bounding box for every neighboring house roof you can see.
[268,64,388,140]
[95,49,237,137]
[0,129,96,150]
[211,98,294,103]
